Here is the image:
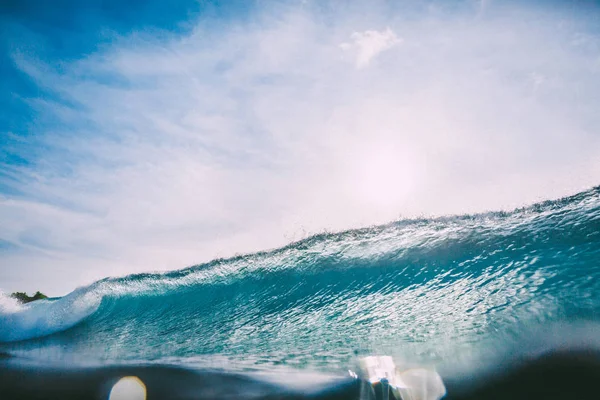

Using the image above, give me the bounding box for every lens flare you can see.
[109,376,146,400]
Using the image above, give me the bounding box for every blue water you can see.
[1,186,599,375]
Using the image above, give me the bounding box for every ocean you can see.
[1,186,599,399]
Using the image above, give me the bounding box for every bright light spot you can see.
[109,376,147,400]
[359,356,447,400]
[360,355,397,384]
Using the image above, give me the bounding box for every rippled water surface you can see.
[1,187,599,374]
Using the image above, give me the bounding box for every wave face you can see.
[1,187,600,372]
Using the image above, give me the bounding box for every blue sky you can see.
[1,0,600,295]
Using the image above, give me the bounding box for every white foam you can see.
[0,289,102,342]
[0,292,24,314]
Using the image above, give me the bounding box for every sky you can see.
[1,0,600,296]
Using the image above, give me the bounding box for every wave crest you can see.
[0,289,101,342]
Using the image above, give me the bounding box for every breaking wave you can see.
[1,186,599,372]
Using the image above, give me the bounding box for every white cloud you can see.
[1,2,600,295]
[340,27,402,69]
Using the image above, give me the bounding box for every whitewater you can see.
[1,186,599,377]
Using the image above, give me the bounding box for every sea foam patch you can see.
[0,289,101,342]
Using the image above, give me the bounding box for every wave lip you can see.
[0,289,101,342]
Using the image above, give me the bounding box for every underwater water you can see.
[1,187,600,398]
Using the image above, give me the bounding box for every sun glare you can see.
[355,144,416,210]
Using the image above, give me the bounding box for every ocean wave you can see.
[1,186,599,370]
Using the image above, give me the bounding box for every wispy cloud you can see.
[340,28,402,69]
[1,1,600,294]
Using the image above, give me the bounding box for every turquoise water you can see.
[1,186,599,374]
